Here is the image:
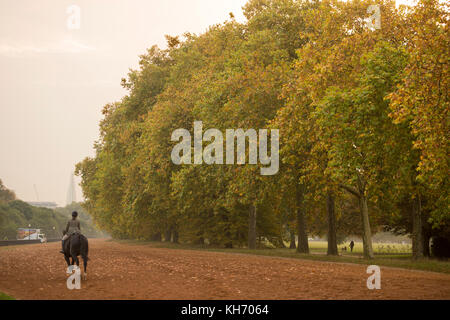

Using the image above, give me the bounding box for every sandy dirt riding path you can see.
[0,239,449,300]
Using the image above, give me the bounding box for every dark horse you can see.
[63,232,89,280]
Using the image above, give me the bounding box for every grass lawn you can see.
[308,240,412,255]
[113,239,450,274]
[0,292,14,300]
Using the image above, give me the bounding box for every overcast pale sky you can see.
[0,0,248,206]
[0,0,415,207]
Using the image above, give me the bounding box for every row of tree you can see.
[0,199,64,240]
[0,179,106,239]
[76,0,449,259]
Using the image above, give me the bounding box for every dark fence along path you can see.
[0,238,60,246]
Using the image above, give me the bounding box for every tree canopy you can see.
[75,0,449,258]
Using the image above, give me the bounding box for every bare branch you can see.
[339,184,360,197]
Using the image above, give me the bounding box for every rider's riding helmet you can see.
[72,211,78,218]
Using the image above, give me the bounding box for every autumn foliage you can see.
[75,0,449,259]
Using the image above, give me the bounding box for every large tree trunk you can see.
[164,229,172,242]
[327,192,338,256]
[276,235,286,248]
[248,204,257,249]
[412,195,424,259]
[289,227,296,249]
[359,195,374,259]
[340,180,374,259]
[423,231,430,257]
[150,232,162,242]
[296,184,309,254]
[172,229,179,243]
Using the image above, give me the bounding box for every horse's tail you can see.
[80,235,89,261]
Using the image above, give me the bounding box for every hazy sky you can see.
[0,0,415,207]
[0,0,248,206]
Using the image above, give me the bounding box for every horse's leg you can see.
[64,254,71,274]
[70,248,79,271]
[81,237,88,280]
[73,253,79,267]
[82,256,88,280]
[64,254,70,266]
[64,254,73,275]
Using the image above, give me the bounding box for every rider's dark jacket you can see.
[65,219,81,235]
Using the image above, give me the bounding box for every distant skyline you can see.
[0,0,415,206]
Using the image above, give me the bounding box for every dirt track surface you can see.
[1,239,449,300]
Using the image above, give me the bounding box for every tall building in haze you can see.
[66,173,77,205]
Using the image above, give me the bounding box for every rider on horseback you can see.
[60,211,81,254]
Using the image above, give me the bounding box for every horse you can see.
[63,232,89,280]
